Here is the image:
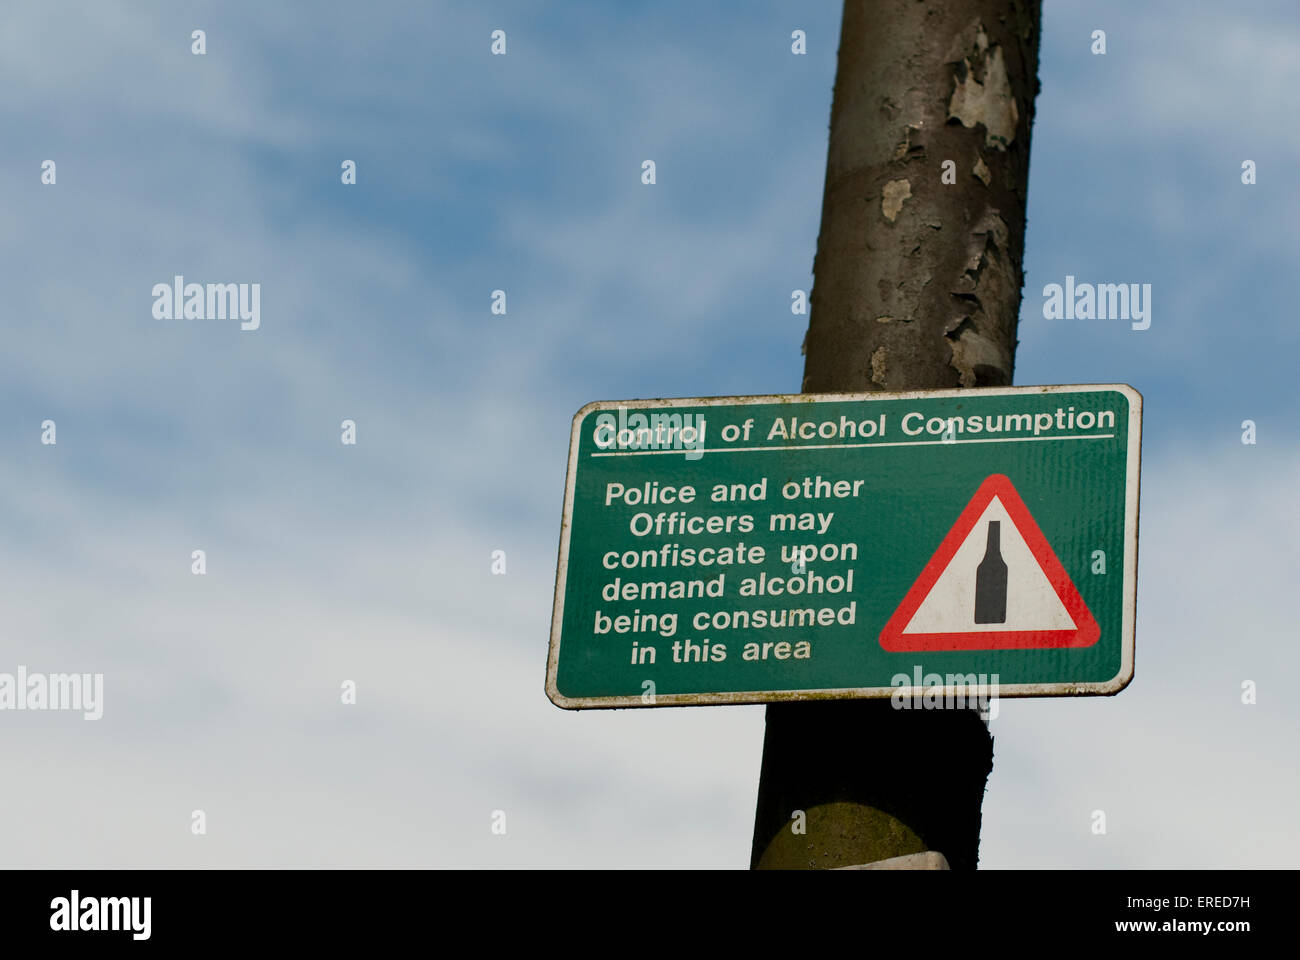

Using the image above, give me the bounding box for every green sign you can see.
[546,385,1141,709]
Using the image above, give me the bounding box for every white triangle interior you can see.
[903,496,1076,634]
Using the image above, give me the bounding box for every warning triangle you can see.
[879,474,1099,652]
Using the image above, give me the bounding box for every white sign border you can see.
[545,383,1141,709]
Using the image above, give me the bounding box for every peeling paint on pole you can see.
[881,179,912,222]
[947,211,1017,386]
[802,3,1039,395]
[947,22,1019,151]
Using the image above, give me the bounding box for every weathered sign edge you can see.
[545,383,1142,710]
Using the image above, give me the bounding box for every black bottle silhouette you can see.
[974,521,1008,624]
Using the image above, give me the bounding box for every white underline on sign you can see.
[590,433,1116,457]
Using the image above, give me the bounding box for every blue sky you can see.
[1,0,1297,868]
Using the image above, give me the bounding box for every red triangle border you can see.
[878,474,1100,652]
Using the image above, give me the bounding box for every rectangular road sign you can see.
[546,384,1141,709]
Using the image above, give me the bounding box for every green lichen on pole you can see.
[751,0,1041,871]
